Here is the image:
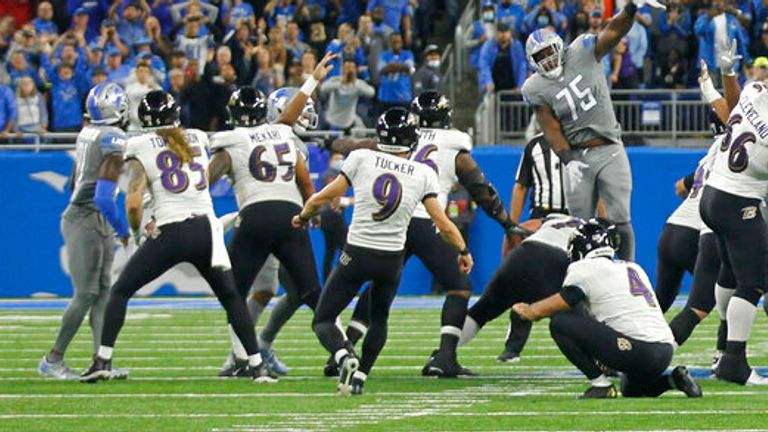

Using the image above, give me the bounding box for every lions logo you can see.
[617,338,632,351]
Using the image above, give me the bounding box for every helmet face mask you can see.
[526,30,564,80]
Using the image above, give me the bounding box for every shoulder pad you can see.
[579,33,596,49]
[124,135,148,161]
[452,130,473,152]
[210,130,244,151]
[99,129,127,154]
[186,128,210,149]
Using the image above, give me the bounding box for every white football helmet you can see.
[267,87,318,132]
[86,82,128,126]
[525,29,565,80]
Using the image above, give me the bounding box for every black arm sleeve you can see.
[683,172,695,191]
[456,152,509,228]
[515,141,534,187]
[560,285,587,307]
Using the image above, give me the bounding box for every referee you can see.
[498,132,568,362]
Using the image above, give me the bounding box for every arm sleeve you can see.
[560,285,587,307]
[94,178,130,238]
[683,172,695,191]
[515,143,534,186]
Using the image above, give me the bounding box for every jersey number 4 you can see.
[249,143,295,182]
[156,146,207,193]
[555,75,597,122]
[627,267,656,307]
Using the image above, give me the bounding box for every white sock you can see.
[229,325,247,360]
[257,335,271,352]
[726,296,758,342]
[97,346,113,361]
[353,370,367,381]
[715,284,736,320]
[248,353,263,367]
[348,319,368,337]
[590,374,612,387]
[334,348,349,364]
[441,325,462,337]
[458,316,480,347]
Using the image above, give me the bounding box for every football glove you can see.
[719,38,742,76]
[565,161,589,192]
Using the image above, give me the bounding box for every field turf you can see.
[0,299,766,432]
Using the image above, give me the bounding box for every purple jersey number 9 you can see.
[156,146,207,193]
[628,267,656,307]
[371,173,403,221]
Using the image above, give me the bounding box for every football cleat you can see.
[79,356,112,383]
[714,353,752,385]
[578,384,617,399]
[422,351,475,378]
[745,370,768,386]
[497,349,521,363]
[260,348,288,375]
[337,354,360,396]
[351,371,366,395]
[324,354,340,377]
[711,351,723,374]
[38,356,78,380]
[219,356,250,378]
[670,366,702,398]
[252,362,279,383]
[111,366,129,380]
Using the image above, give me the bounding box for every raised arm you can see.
[293,174,350,228]
[276,52,337,126]
[698,59,730,124]
[124,159,148,244]
[207,149,233,185]
[423,196,473,274]
[594,1,666,60]
[294,156,315,202]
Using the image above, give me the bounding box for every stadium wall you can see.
[0,146,704,298]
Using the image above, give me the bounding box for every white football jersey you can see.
[410,128,472,219]
[523,214,583,251]
[708,82,768,200]
[341,148,439,252]
[125,129,213,226]
[563,258,674,345]
[210,124,304,209]
[667,138,721,230]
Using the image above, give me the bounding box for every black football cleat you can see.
[670,366,702,398]
[578,384,617,399]
[219,358,249,378]
[351,372,365,396]
[337,354,360,396]
[714,353,752,385]
[251,362,279,383]
[79,356,112,383]
[496,349,521,363]
[422,351,474,378]
[324,354,340,377]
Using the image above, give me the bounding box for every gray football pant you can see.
[244,254,302,345]
[54,215,114,355]
[565,144,635,261]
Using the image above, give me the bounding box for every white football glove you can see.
[698,59,710,84]
[632,0,667,10]
[719,38,742,76]
[566,161,589,192]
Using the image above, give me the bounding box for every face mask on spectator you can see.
[483,11,495,21]
[427,59,440,69]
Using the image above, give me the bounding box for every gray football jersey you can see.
[68,124,127,211]
[522,34,622,146]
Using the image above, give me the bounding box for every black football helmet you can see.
[376,107,420,153]
[567,218,617,262]
[227,87,267,127]
[138,90,180,129]
[709,109,726,137]
[410,90,453,128]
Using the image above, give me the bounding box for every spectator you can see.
[751,21,768,58]
[251,46,282,95]
[265,0,298,29]
[6,24,44,63]
[171,0,219,31]
[204,45,233,81]
[109,0,150,48]
[357,14,388,84]
[126,63,160,130]
[335,0,365,26]
[145,16,172,58]
[611,37,639,92]
[69,8,97,44]
[496,0,525,37]
[318,152,350,281]
[210,62,239,130]
[626,17,649,84]
[0,82,16,140]
[7,50,43,90]
[300,49,318,81]
[749,56,768,82]
[130,38,167,84]
[586,10,612,82]
[89,67,109,87]
[325,23,368,79]
[413,44,443,95]
[285,22,310,59]
[568,10,589,42]
[754,2,768,38]
[0,17,16,60]
[653,48,687,89]
[286,57,304,86]
[32,2,59,43]
[468,2,496,70]
[167,67,191,125]
[85,42,104,71]
[222,0,257,32]
[97,19,130,58]
[523,0,567,38]
[182,58,212,129]
[66,1,110,40]
[49,63,83,131]
[14,76,47,135]
[657,0,692,65]
[104,48,132,86]
[175,14,213,77]
[370,6,394,36]
[366,0,412,44]
[376,32,415,115]
[266,25,287,78]
[319,57,375,131]
[478,22,526,94]
[695,0,750,84]
[298,3,328,53]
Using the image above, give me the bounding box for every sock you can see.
[248,353,263,367]
[590,374,612,387]
[715,284,735,320]
[353,370,367,381]
[346,320,368,346]
[334,348,349,365]
[97,345,113,361]
[229,324,248,360]
[257,335,270,352]
[258,294,301,351]
[458,316,480,347]
[439,295,469,354]
[669,308,702,346]
[717,320,728,352]
[47,350,63,363]
[726,296,758,347]
[246,297,266,328]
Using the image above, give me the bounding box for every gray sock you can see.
[616,222,635,262]
[247,296,267,328]
[259,294,301,350]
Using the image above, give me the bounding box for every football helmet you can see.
[567,218,617,262]
[410,90,453,128]
[227,87,267,127]
[86,82,128,127]
[376,107,420,153]
[267,87,318,131]
[138,90,180,130]
[526,29,565,80]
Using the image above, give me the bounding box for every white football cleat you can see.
[38,356,78,380]
[746,370,768,386]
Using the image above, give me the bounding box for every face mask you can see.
[331,159,343,171]
[537,15,550,26]
[427,59,440,68]
[482,11,495,21]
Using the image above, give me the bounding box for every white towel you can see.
[206,213,232,270]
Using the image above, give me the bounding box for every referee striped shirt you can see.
[515,134,568,217]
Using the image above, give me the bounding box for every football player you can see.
[293,108,473,395]
[326,91,528,377]
[39,83,131,380]
[80,91,274,383]
[513,220,702,399]
[521,0,667,262]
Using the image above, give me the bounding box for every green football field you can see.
[1,302,767,432]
